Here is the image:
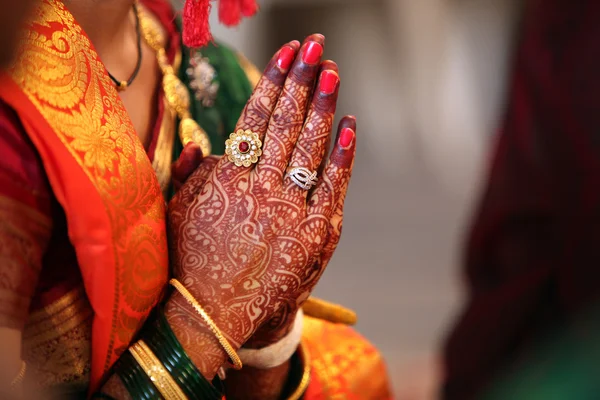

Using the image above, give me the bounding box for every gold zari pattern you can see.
[23,287,93,387]
[130,340,188,400]
[6,0,170,381]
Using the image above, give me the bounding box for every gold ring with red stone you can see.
[225,129,263,167]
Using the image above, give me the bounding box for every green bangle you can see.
[116,350,162,400]
[141,307,223,400]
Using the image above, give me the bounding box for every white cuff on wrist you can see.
[237,309,304,369]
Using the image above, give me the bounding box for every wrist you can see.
[238,310,303,370]
[165,291,230,379]
[245,308,298,349]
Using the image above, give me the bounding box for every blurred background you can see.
[179,0,524,397]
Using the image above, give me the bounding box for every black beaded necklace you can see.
[107,3,143,92]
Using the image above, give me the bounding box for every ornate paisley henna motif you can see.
[165,37,357,379]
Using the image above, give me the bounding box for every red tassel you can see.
[182,0,212,48]
[240,0,259,17]
[182,0,259,48]
[218,0,242,27]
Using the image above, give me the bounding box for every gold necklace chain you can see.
[136,4,212,157]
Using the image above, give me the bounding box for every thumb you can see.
[171,143,203,192]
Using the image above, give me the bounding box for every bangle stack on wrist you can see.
[100,278,313,400]
[116,349,161,399]
[144,307,223,399]
[169,278,242,370]
[109,293,225,400]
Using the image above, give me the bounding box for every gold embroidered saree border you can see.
[23,286,93,387]
[24,286,93,347]
[4,0,170,385]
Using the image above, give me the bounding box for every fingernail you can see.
[320,70,339,94]
[302,42,323,65]
[339,128,355,149]
[277,46,295,70]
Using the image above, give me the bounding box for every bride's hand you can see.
[167,34,356,374]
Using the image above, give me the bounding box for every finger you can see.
[256,34,326,178]
[172,143,204,192]
[284,62,340,196]
[308,116,356,218]
[315,61,339,175]
[217,40,301,171]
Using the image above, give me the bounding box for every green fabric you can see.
[483,307,600,400]
[169,20,255,201]
[174,19,254,157]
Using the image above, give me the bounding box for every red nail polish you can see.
[339,128,355,149]
[302,42,323,65]
[320,70,339,94]
[277,46,295,70]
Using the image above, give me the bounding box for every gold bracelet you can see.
[129,340,188,400]
[169,278,243,370]
[288,343,311,400]
[10,360,26,391]
[302,297,358,326]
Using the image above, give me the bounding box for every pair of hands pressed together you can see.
[166,34,357,378]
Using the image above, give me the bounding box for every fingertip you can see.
[276,45,297,71]
[320,60,339,74]
[303,33,325,45]
[339,115,357,132]
[338,127,355,150]
[289,40,301,50]
[174,142,203,180]
[318,69,340,95]
[182,142,204,161]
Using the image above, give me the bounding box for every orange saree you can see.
[0,0,391,398]
[0,0,169,389]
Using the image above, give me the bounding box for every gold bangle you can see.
[169,278,243,370]
[302,297,358,325]
[288,343,311,400]
[10,360,26,390]
[129,340,188,400]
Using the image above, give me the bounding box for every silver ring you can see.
[287,167,318,190]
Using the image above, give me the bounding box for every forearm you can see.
[165,292,229,378]
[99,292,230,399]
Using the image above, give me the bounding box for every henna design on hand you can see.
[166,36,357,378]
